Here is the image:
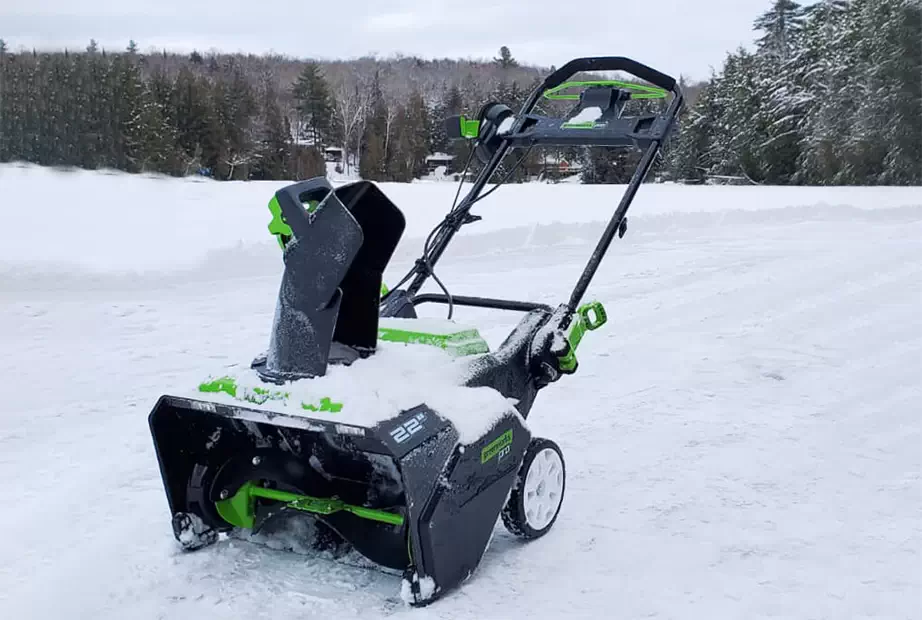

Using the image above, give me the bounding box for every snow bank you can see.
[1,162,919,275]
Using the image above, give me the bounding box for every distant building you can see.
[323,147,344,164]
[425,152,455,175]
[525,154,584,181]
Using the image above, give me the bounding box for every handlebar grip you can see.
[543,57,677,93]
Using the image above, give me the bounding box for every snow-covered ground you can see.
[1,163,920,619]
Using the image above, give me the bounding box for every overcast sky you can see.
[2,0,771,80]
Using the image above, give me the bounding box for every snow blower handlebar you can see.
[540,56,678,93]
[399,56,684,316]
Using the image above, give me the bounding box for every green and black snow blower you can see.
[148,56,683,606]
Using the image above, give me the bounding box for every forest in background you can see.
[0,0,919,185]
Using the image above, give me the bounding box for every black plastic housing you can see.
[149,393,532,603]
[257,179,405,382]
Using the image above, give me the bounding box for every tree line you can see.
[0,0,918,185]
[0,42,554,182]
[669,0,921,185]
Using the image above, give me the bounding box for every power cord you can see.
[384,140,533,321]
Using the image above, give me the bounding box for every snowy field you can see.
[1,163,920,619]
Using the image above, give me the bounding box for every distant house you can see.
[425,152,455,175]
[324,147,344,163]
[525,154,584,181]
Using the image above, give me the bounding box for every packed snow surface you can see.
[1,163,920,619]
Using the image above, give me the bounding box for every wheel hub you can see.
[523,447,564,530]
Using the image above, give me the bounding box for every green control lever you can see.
[558,301,608,372]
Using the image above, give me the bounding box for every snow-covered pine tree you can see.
[706,48,764,181]
[852,0,922,184]
[116,53,152,172]
[791,0,853,183]
[0,43,10,162]
[753,0,806,60]
[750,0,808,182]
[668,78,721,182]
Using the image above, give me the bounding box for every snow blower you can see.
[148,56,684,606]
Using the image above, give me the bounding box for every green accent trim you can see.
[459,116,481,139]
[377,321,490,356]
[267,196,292,249]
[267,195,320,250]
[198,376,342,413]
[199,376,240,398]
[558,301,608,372]
[215,481,405,529]
[302,397,343,413]
[380,281,389,297]
[543,80,668,101]
[481,429,513,464]
[451,340,492,357]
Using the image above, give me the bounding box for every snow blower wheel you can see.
[502,438,566,539]
[148,55,684,607]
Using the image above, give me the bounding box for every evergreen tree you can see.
[292,62,335,146]
[707,49,764,180]
[0,44,11,162]
[212,61,258,179]
[252,83,292,180]
[391,91,430,181]
[359,73,393,181]
[130,82,179,174]
[792,0,854,183]
[360,72,389,180]
[668,80,720,182]
[114,54,150,172]
[430,83,464,155]
[80,51,111,168]
[854,0,922,184]
[753,0,805,60]
[495,46,518,69]
[172,67,222,174]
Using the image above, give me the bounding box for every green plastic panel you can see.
[198,376,343,413]
[377,318,490,356]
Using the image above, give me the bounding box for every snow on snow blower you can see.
[148,56,683,606]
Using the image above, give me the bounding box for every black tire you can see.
[171,463,226,551]
[501,437,566,539]
[185,463,230,532]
